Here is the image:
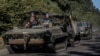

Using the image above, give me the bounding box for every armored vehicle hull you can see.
[3,26,68,53]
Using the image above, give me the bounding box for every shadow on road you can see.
[14,48,53,53]
[83,43,100,55]
[68,51,99,56]
[68,39,100,56]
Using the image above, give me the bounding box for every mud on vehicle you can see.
[2,11,80,53]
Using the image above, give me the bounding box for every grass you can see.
[0,36,5,49]
[0,45,5,49]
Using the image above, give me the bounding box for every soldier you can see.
[25,12,39,28]
[42,14,52,28]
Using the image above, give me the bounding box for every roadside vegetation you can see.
[0,0,100,33]
[0,36,5,49]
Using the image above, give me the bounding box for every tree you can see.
[0,0,100,33]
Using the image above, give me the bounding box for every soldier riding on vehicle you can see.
[25,12,39,28]
[42,14,52,28]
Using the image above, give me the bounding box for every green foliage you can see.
[53,0,100,26]
[0,0,100,33]
[0,0,61,33]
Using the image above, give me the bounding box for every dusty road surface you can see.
[0,36,100,56]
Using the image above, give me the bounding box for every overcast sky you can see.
[92,0,100,9]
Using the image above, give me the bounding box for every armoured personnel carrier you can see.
[2,11,80,53]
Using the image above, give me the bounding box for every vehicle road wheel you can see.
[73,35,80,47]
[47,44,55,53]
[73,40,80,47]
[87,34,92,40]
[6,45,15,54]
[54,39,68,53]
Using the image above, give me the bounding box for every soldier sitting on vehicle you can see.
[42,14,52,28]
[25,12,39,28]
